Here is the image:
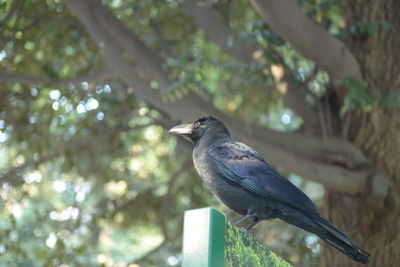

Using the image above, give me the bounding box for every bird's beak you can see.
[168,123,193,136]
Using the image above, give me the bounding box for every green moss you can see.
[225,223,292,267]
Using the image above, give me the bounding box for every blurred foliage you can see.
[0,0,336,266]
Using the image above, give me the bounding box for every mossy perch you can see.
[182,207,292,267]
[225,223,292,267]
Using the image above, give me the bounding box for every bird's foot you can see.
[238,227,247,233]
[239,227,255,238]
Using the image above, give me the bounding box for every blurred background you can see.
[1,0,398,266]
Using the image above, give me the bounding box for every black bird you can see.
[169,116,370,264]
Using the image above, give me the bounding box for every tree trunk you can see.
[324,1,400,266]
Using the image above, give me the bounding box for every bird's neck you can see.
[194,127,230,149]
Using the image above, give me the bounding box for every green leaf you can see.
[380,20,394,31]
[379,93,400,108]
[342,78,371,112]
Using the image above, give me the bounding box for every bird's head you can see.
[168,116,230,145]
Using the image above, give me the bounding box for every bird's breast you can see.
[193,148,213,185]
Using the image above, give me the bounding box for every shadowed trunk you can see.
[324,1,400,266]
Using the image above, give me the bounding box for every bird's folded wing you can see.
[208,141,317,215]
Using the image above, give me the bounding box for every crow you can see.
[169,116,370,264]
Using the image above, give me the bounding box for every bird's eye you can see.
[194,122,201,128]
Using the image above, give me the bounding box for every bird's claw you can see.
[239,227,247,233]
[239,227,255,238]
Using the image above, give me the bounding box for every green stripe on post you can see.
[182,207,225,267]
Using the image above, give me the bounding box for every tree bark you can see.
[324,1,400,266]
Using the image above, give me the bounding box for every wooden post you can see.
[182,207,293,267]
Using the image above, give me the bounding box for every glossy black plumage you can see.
[208,140,318,214]
[169,116,370,264]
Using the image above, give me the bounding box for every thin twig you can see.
[0,0,21,26]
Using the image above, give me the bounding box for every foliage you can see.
[0,0,354,266]
[342,78,372,114]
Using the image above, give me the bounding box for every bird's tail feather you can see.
[314,216,370,264]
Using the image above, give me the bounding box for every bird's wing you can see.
[208,140,317,215]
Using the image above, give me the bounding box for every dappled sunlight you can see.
[0,0,382,265]
[23,171,42,184]
[104,180,128,199]
[49,206,79,221]
[52,180,67,192]
[45,233,57,248]
[0,50,7,61]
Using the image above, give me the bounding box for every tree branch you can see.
[183,0,258,64]
[183,0,318,127]
[0,0,21,26]
[270,64,318,126]
[62,0,222,121]
[92,2,170,89]
[0,68,113,87]
[0,73,41,84]
[149,20,175,57]
[250,0,362,81]
[62,0,374,195]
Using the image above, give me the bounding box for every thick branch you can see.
[62,0,372,194]
[62,0,222,121]
[0,73,41,84]
[149,20,175,57]
[0,68,113,87]
[183,0,318,126]
[250,0,362,81]
[183,0,258,64]
[93,2,169,89]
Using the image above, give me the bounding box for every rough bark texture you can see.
[324,1,400,266]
